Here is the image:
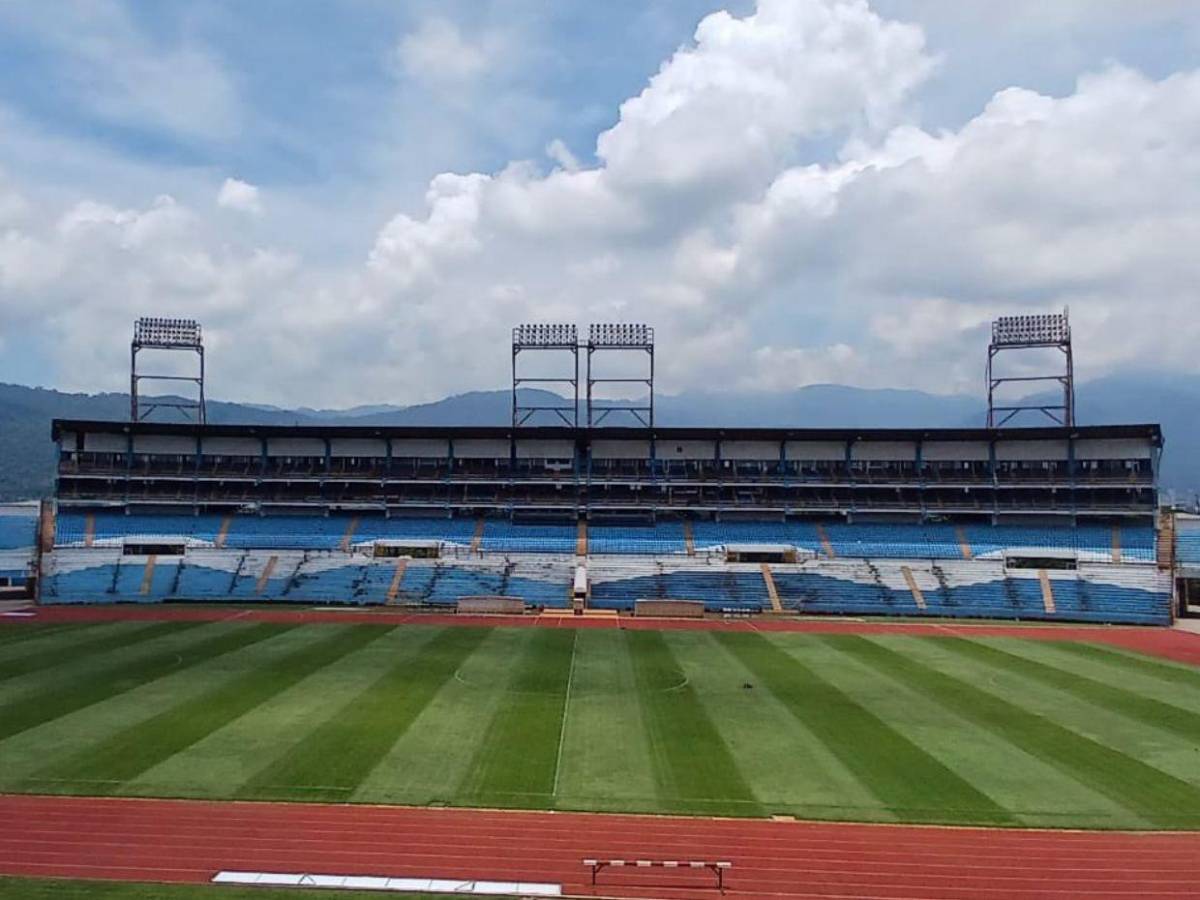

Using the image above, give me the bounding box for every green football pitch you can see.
[1,618,1199,829]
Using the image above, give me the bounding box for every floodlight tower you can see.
[511,324,579,427]
[986,310,1074,428]
[586,323,654,428]
[130,317,207,424]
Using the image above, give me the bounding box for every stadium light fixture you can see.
[986,308,1074,428]
[512,323,580,427]
[130,316,207,424]
[133,317,203,348]
[991,313,1070,347]
[587,323,653,348]
[586,323,654,428]
[512,323,578,349]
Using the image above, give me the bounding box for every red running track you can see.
[1,795,1198,899]
[11,603,1200,666]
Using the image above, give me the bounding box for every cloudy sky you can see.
[1,0,1198,408]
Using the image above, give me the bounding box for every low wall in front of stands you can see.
[635,599,705,618]
[458,596,526,614]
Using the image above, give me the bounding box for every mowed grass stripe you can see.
[770,634,1135,828]
[718,632,1011,825]
[0,621,189,681]
[349,627,528,805]
[628,630,759,816]
[1050,641,1200,690]
[25,624,394,793]
[0,622,284,743]
[549,628,658,813]
[0,621,144,664]
[0,623,99,647]
[675,632,887,821]
[940,637,1200,744]
[457,628,575,806]
[838,635,1200,828]
[238,627,489,802]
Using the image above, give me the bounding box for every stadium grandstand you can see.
[36,417,1173,624]
[21,314,1185,625]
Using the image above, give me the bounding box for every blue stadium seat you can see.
[589,523,686,555]
[481,521,576,554]
[354,517,478,546]
[587,562,769,612]
[1176,519,1200,565]
[390,558,571,608]
[690,521,822,554]
[0,510,37,550]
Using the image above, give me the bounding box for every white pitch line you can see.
[550,628,578,798]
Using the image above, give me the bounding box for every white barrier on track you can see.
[211,871,561,895]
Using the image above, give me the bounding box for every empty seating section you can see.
[689,520,1156,563]
[54,513,480,550]
[588,523,686,555]
[1176,518,1200,565]
[768,559,1170,625]
[39,548,571,608]
[824,523,960,559]
[50,512,1158,563]
[772,565,918,617]
[588,560,769,612]
[481,522,576,554]
[393,558,571,607]
[175,563,240,598]
[1118,525,1156,563]
[353,517,477,546]
[224,516,344,550]
[39,509,1167,623]
[0,507,38,549]
[0,506,37,587]
[56,512,221,546]
[691,520,821,553]
[962,522,1151,562]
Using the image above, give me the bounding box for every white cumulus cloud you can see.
[397,18,495,86]
[6,0,1200,409]
[216,178,262,215]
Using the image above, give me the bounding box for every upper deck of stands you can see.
[51,419,1161,518]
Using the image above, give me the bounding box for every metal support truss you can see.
[130,317,206,424]
[512,323,579,427]
[586,323,654,428]
[986,310,1074,428]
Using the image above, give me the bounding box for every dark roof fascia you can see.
[51,418,1165,446]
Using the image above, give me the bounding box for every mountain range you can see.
[2,373,1195,501]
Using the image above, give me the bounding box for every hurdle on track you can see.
[583,858,731,893]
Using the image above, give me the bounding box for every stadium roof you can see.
[51,418,1164,445]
